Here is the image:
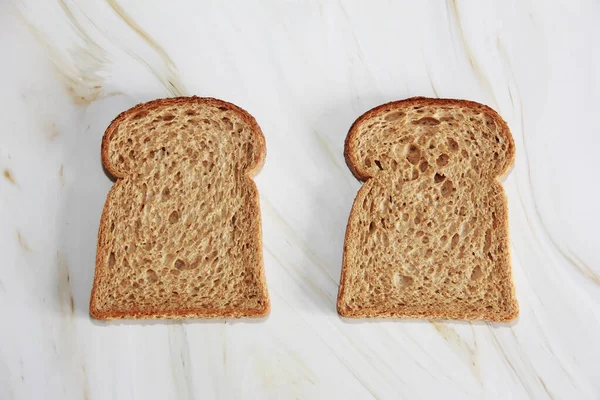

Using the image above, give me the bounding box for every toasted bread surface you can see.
[338,97,518,322]
[90,97,270,319]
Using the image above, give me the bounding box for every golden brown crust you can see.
[338,97,518,322]
[91,96,269,320]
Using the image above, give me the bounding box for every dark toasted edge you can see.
[337,305,518,322]
[90,304,270,320]
[344,96,516,182]
[101,96,266,179]
[338,97,518,322]
[91,96,270,320]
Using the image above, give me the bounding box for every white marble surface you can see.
[1,1,599,399]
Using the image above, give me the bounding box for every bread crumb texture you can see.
[338,97,518,322]
[90,97,270,319]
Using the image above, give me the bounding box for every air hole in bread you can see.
[399,135,412,144]
[393,273,413,288]
[451,233,460,248]
[132,111,148,120]
[434,173,446,183]
[221,117,233,130]
[413,117,441,126]
[436,154,449,167]
[374,160,383,170]
[162,114,175,122]
[484,229,492,253]
[447,138,459,152]
[369,221,376,233]
[146,269,158,283]
[168,211,179,224]
[440,180,453,197]
[419,161,429,172]
[385,111,405,121]
[406,145,421,165]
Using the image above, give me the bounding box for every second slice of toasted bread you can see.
[338,97,518,322]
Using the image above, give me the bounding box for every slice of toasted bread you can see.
[90,97,270,319]
[338,97,518,322]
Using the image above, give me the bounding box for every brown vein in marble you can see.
[58,165,65,187]
[492,323,570,398]
[509,329,557,399]
[57,252,74,317]
[57,1,108,103]
[16,4,107,104]
[16,231,31,253]
[538,377,554,400]
[3,169,16,185]
[55,252,91,397]
[497,38,600,287]
[106,0,188,96]
[430,321,481,384]
[446,0,497,107]
[567,251,600,285]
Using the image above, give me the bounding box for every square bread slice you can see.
[90,97,270,319]
[338,97,518,322]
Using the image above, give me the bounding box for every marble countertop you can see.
[1,1,599,399]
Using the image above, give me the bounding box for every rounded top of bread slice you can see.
[344,97,515,182]
[101,96,266,179]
